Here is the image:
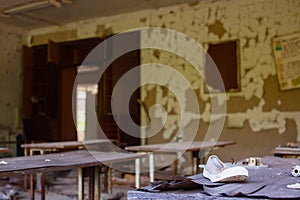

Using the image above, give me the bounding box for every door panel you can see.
[22,45,34,116]
[98,31,141,147]
[60,67,77,141]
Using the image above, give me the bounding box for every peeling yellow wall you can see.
[0,29,23,143]
[139,0,300,159]
[21,0,300,163]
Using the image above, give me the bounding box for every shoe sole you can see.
[218,175,248,182]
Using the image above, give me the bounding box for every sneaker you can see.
[203,155,249,183]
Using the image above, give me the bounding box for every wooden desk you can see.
[21,139,114,155]
[0,147,11,153]
[0,150,144,200]
[125,140,235,182]
[273,146,300,158]
[21,139,115,194]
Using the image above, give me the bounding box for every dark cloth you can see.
[137,175,201,192]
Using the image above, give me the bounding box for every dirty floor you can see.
[0,168,151,200]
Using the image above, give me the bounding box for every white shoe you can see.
[203,155,249,183]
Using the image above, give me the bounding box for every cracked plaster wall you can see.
[140,0,300,147]
[25,0,300,160]
[0,29,23,143]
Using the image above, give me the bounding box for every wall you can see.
[138,0,300,165]
[25,0,300,166]
[0,29,23,153]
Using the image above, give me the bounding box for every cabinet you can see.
[22,35,141,146]
[22,38,101,141]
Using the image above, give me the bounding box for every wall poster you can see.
[272,32,300,91]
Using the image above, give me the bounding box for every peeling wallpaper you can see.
[3,0,298,159]
[0,29,22,140]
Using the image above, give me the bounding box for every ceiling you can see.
[0,0,200,31]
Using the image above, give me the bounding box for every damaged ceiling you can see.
[0,0,202,31]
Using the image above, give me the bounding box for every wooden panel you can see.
[47,40,60,64]
[22,45,34,116]
[60,67,77,141]
[99,115,120,146]
[31,45,48,114]
[98,31,141,147]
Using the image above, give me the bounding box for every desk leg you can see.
[198,150,207,164]
[191,155,200,174]
[78,168,84,200]
[24,148,28,189]
[88,168,95,200]
[94,166,100,200]
[173,152,180,176]
[37,150,45,199]
[30,174,35,200]
[107,166,112,194]
[40,173,45,200]
[197,150,207,173]
[135,158,141,188]
[173,159,178,176]
[149,153,155,182]
[191,151,200,174]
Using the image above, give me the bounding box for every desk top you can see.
[128,156,300,199]
[0,150,144,175]
[125,140,235,152]
[0,148,11,153]
[273,146,300,156]
[21,139,113,149]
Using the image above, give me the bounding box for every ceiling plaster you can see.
[0,0,201,31]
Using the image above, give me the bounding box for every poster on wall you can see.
[272,32,300,91]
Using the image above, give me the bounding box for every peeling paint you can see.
[31,29,77,45]
[208,20,226,38]
[0,29,23,135]
[21,0,300,144]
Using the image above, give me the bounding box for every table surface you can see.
[21,139,113,149]
[128,156,300,199]
[125,140,235,152]
[273,146,300,155]
[0,147,11,153]
[0,150,144,176]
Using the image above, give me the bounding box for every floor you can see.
[0,169,151,200]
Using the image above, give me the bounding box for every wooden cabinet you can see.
[22,38,101,141]
[22,35,141,146]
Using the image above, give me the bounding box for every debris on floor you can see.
[0,184,19,200]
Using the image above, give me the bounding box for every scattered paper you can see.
[0,161,8,165]
[287,183,300,189]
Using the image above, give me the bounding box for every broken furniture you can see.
[0,150,144,200]
[125,140,235,183]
